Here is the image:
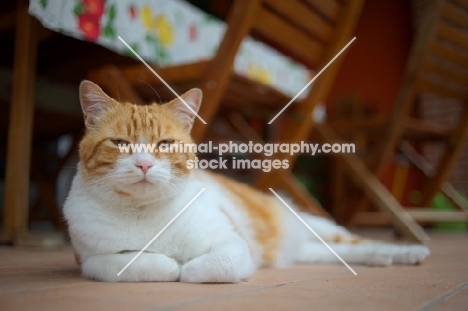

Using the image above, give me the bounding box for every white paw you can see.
[81,253,181,282]
[145,256,180,282]
[180,254,242,283]
[119,254,180,282]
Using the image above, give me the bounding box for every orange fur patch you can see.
[208,172,282,266]
[114,189,132,197]
[350,237,363,244]
[218,204,256,259]
[333,234,343,243]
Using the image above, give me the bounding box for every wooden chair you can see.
[322,0,468,239]
[90,0,365,219]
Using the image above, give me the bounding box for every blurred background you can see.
[0,0,467,246]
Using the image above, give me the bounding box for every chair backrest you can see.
[92,0,365,141]
[116,0,364,83]
[411,0,468,100]
[251,0,362,70]
[366,0,468,207]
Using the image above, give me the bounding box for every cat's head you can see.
[78,80,201,203]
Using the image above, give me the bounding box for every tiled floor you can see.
[1,229,467,311]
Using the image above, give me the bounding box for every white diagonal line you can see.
[117,188,206,276]
[269,188,357,275]
[268,37,356,124]
[118,36,207,124]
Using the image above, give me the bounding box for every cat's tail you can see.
[296,212,363,244]
[293,213,430,266]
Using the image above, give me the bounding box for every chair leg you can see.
[344,91,419,225]
[399,141,468,214]
[191,0,262,142]
[2,1,37,241]
[316,124,429,243]
[421,106,468,206]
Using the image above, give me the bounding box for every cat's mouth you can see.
[134,178,152,185]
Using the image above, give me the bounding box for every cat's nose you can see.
[135,160,153,174]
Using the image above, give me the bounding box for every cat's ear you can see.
[79,80,114,128]
[169,88,203,131]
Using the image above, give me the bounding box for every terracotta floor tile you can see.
[1,230,467,311]
[427,284,468,311]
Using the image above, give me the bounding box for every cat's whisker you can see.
[167,182,177,190]
[139,79,162,105]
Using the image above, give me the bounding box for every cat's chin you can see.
[127,178,182,197]
[133,179,153,185]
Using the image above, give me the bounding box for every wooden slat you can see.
[431,41,468,68]
[421,58,468,87]
[263,0,333,42]
[354,210,468,224]
[437,22,468,50]
[417,76,467,99]
[399,141,468,215]
[226,75,287,108]
[441,184,468,215]
[352,212,392,226]
[304,0,341,23]
[421,105,468,206]
[315,124,430,243]
[410,209,468,222]
[254,9,324,67]
[441,0,468,29]
[119,61,208,85]
[404,117,451,141]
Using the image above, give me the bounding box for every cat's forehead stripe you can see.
[147,110,155,132]
[123,105,163,142]
[131,108,140,131]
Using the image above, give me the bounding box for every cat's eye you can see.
[157,139,175,147]
[111,139,130,146]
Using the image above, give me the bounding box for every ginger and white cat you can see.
[64,81,429,283]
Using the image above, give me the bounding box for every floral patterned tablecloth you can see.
[29,0,312,98]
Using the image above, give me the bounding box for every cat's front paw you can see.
[82,252,181,282]
[144,255,181,282]
[180,254,242,283]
